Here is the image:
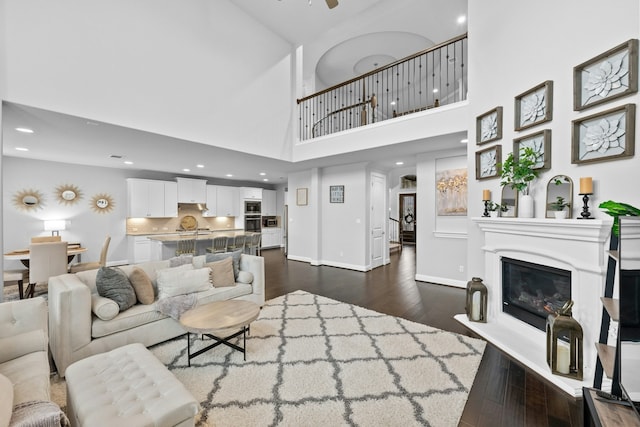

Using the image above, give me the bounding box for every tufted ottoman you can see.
[65,343,200,427]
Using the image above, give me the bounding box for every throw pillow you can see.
[169,254,194,267]
[96,267,137,312]
[206,257,236,287]
[236,270,254,284]
[205,249,242,278]
[129,267,155,304]
[156,265,211,298]
[91,294,119,320]
[0,373,13,427]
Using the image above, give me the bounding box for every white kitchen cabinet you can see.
[216,186,240,217]
[204,185,218,217]
[129,236,151,263]
[242,187,262,200]
[177,177,207,204]
[261,228,282,248]
[262,190,277,216]
[127,179,177,218]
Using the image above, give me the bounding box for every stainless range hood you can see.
[178,203,208,212]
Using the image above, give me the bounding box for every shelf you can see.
[583,388,640,426]
[602,297,620,322]
[596,343,617,379]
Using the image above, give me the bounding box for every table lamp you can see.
[44,220,66,236]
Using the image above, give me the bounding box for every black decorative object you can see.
[465,277,488,323]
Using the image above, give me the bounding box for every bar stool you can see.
[227,235,246,252]
[206,236,228,254]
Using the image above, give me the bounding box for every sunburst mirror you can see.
[55,184,83,205]
[90,193,115,214]
[12,189,45,211]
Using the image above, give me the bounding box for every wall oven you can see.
[245,200,261,215]
[245,215,262,233]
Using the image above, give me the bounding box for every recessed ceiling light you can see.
[183,168,190,172]
[124,161,134,165]
[15,127,34,134]
[433,88,439,93]
[15,147,29,152]
[390,101,397,106]
[263,178,269,182]
[460,138,469,143]
[259,172,266,176]
[226,174,233,177]
[196,164,204,168]
[457,15,466,24]
[395,161,404,165]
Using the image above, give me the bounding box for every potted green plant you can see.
[487,201,508,217]
[549,196,570,219]
[499,146,539,218]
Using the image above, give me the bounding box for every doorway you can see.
[399,193,416,245]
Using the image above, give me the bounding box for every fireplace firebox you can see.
[502,257,571,331]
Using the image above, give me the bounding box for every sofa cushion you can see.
[91,294,119,321]
[169,254,194,267]
[0,330,47,363]
[195,283,253,305]
[0,373,12,426]
[206,257,235,287]
[0,351,51,405]
[96,267,137,312]
[237,270,254,284]
[129,267,155,304]
[156,265,211,299]
[92,304,167,338]
[205,250,242,278]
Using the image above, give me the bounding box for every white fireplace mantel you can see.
[455,217,613,396]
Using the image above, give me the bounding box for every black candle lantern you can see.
[465,277,488,323]
[546,300,583,380]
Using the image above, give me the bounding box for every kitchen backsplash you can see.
[126,205,236,235]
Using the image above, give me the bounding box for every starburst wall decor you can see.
[90,193,115,214]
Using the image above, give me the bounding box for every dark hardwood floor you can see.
[262,246,583,427]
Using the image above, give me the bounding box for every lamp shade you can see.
[44,220,66,232]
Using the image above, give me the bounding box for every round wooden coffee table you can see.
[179,300,260,365]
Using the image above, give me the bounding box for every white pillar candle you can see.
[556,343,570,374]
[471,291,481,321]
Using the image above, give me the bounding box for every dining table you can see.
[4,245,87,267]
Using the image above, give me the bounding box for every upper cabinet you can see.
[262,189,277,216]
[177,177,207,203]
[204,185,217,217]
[127,179,177,218]
[242,187,263,200]
[209,185,239,217]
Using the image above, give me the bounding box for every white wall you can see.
[2,0,293,161]
[286,170,316,263]
[416,148,468,287]
[466,0,640,278]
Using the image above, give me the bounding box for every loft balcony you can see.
[297,33,468,141]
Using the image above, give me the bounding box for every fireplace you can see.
[502,257,571,331]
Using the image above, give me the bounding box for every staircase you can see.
[389,217,403,253]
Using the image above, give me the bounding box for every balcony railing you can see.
[297,33,468,141]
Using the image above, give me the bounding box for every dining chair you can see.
[69,235,111,273]
[3,269,29,299]
[206,236,228,254]
[31,236,62,243]
[176,232,197,256]
[27,241,68,298]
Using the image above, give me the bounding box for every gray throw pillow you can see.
[96,267,137,312]
[169,254,194,267]
[205,250,242,278]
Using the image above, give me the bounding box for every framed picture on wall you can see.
[571,103,636,164]
[475,145,502,180]
[476,106,503,145]
[574,38,638,111]
[514,80,553,131]
[513,129,551,171]
[329,185,344,203]
[296,188,308,206]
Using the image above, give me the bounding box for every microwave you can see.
[262,216,277,227]
[245,200,261,214]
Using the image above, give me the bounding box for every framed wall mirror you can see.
[546,175,573,218]
[501,186,518,217]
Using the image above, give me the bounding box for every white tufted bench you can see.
[65,343,200,427]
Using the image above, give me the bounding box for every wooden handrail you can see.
[297,32,468,104]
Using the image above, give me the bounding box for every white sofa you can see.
[48,253,265,377]
[0,297,67,426]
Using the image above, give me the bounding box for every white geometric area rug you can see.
[150,291,486,427]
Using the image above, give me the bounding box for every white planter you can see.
[554,210,568,219]
[519,194,534,218]
[489,211,499,218]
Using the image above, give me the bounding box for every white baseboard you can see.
[415,274,466,288]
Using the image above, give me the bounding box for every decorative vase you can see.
[489,211,499,218]
[554,211,568,219]
[519,194,534,218]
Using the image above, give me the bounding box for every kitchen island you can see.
[147,230,252,259]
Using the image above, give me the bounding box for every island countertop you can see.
[147,230,250,242]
